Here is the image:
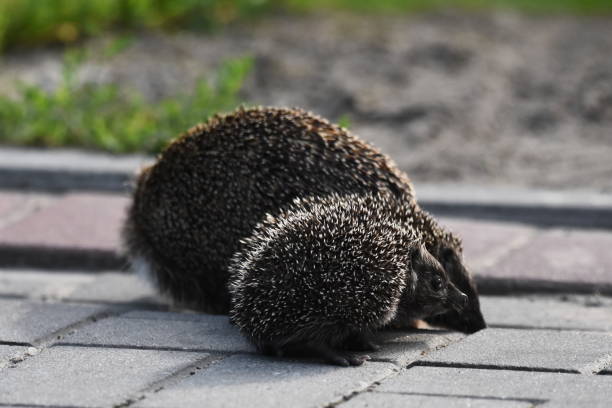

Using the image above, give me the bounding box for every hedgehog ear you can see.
[439,246,457,266]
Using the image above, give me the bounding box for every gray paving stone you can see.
[0,269,160,305]
[376,367,612,407]
[136,354,397,408]
[67,272,160,304]
[0,269,96,299]
[490,228,612,285]
[60,312,255,352]
[0,345,206,407]
[421,328,612,373]
[370,330,465,366]
[341,392,534,408]
[481,295,612,331]
[0,298,107,345]
[438,217,535,271]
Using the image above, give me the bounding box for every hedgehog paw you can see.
[311,344,370,366]
[342,333,381,352]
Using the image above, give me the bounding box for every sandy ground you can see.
[1,11,611,192]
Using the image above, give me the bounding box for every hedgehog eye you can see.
[431,277,443,291]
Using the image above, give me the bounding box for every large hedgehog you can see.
[122,106,485,332]
[229,193,468,366]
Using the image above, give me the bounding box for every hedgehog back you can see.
[128,107,415,313]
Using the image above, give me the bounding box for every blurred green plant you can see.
[337,114,351,130]
[0,47,252,153]
[0,0,273,52]
[2,0,612,53]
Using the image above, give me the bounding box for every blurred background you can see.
[1,0,611,191]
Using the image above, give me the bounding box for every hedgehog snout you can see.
[448,285,469,311]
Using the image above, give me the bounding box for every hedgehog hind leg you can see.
[269,340,371,367]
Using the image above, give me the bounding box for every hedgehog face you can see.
[397,244,468,321]
[425,246,487,334]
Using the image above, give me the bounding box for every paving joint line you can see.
[0,245,125,271]
[488,323,610,333]
[475,276,612,296]
[0,404,87,408]
[371,391,548,406]
[112,353,226,408]
[0,292,166,310]
[0,340,32,347]
[328,331,468,407]
[410,360,580,374]
[52,342,256,356]
[322,366,401,408]
[33,306,129,349]
[0,307,129,370]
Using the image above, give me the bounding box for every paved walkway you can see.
[1,148,612,407]
[1,272,611,407]
[1,190,612,294]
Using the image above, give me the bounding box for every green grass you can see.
[0,0,274,52]
[1,0,610,153]
[0,47,252,153]
[1,0,611,52]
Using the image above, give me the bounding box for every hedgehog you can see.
[122,106,485,332]
[229,193,469,366]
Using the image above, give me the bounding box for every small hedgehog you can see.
[123,106,485,332]
[229,193,468,366]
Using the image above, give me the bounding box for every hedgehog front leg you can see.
[274,341,370,366]
[307,342,371,366]
[342,332,381,352]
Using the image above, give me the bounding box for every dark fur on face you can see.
[393,245,468,324]
[424,246,486,334]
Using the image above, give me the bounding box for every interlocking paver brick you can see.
[481,295,612,331]
[0,269,159,305]
[0,268,96,299]
[60,311,255,352]
[490,228,612,285]
[67,272,159,304]
[376,367,612,407]
[0,193,128,251]
[0,192,28,222]
[341,392,534,408]
[421,328,612,373]
[0,298,107,345]
[438,217,535,271]
[136,354,397,408]
[0,193,55,231]
[370,330,465,366]
[0,346,207,407]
